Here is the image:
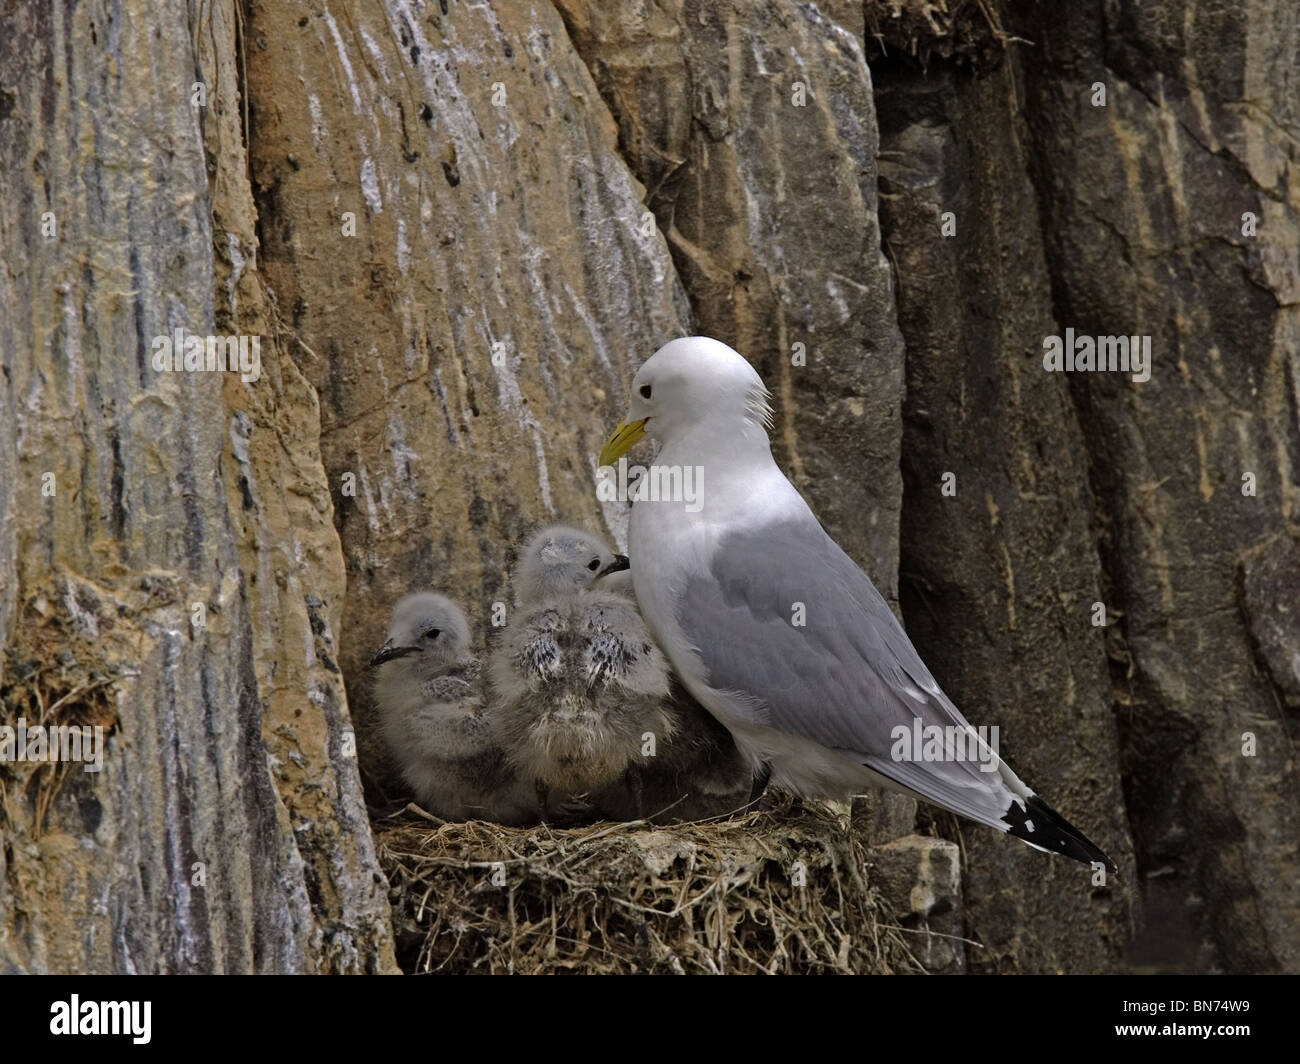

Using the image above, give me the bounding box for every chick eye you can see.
[587,558,601,571]
[423,628,441,640]
[639,384,652,399]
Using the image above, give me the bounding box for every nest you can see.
[376,795,924,974]
[1,586,120,836]
[864,0,1019,70]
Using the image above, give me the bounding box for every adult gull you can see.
[599,336,1115,871]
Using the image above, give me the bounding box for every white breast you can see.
[628,442,805,690]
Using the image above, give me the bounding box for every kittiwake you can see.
[488,524,675,817]
[598,336,1116,871]
[489,524,754,823]
[370,591,539,826]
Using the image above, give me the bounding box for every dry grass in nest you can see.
[376,795,924,974]
[1,591,120,835]
[865,0,1022,70]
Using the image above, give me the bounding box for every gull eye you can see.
[423,628,441,640]
[639,384,652,399]
[587,558,601,571]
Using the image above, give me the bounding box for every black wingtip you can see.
[1003,794,1117,874]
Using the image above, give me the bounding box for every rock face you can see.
[1015,0,1300,974]
[239,0,690,791]
[870,835,965,973]
[555,0,906,596]
[0,0,393,973]
[1,0,1296,974]
[876,61,1135,973]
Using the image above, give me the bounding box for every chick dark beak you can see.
[597,554,631,578]
[369,641,419,668]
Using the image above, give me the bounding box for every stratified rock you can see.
[852,790,919,848]
[0,0,394,973]
[2,0,1296,978]
[1018,0,1300,973]
[1242,537,1300,709]
[875,59,1134,972]
[870,834,965,972]
[554,0,907,598]
[240,0,691,791]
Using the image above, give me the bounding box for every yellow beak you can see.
[598,418,649,467]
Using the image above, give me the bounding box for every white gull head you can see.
[598,336,774,468]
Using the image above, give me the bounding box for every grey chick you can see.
[490,524,757,824]
[370,591,539,826]
[489,525,676,819]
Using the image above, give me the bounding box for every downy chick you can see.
[489,525,674,818]
[490,525,756,824]
[371,591,539,826]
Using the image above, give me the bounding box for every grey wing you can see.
[419,672,479,705]
[400,675,487,761]
[676,518,1025,829]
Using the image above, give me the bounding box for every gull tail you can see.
[1002,793,1116,874]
